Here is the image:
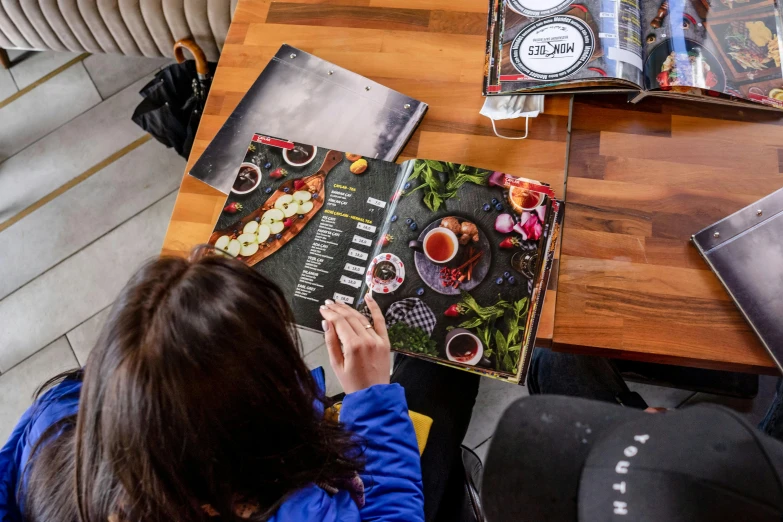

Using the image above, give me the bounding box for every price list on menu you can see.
[293,183,388,309]
[600,0,643,72]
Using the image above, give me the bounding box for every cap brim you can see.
[482,395,646,522]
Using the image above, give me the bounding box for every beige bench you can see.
[0,0,234,67]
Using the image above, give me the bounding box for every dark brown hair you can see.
[24,248,362,521]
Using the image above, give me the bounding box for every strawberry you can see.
[499,237,520,249]
[283,218,294,228]
[293,179,306,191]
[380,233,394,247]
[444,304,462,317]
[223,202,243,214]
[270,167,288,179]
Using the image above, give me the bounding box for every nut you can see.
[345,152,362,162]
[350,159,368,175]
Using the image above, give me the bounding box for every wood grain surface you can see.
[160,0,570,344]
[555,95,783,373]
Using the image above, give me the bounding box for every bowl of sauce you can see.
[445,328,483,366]
[232,163,262,195]
[283,144,318,167]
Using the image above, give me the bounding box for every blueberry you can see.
[255,217,261,222]
[495,203,504,211]
[503,271,511,279]
[283,187,290,193]
[491,198,499,205]
[495,277,504,285]
[483,203,491,212]
[406,218,413,225]
[409,222,418,231]
[265,187,272,194]
[312,193,319,199]
[404,182,411,190]
[508,276,516,285]
[416,287,425,296]
[264,162,272,169]
[391,215,398,222]
[275,233,282,240]
[298,214,305,219]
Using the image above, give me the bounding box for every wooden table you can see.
[555,95,783,373]
[161,0,572,342]
[161,0,782,373]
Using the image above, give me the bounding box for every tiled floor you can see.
[0,50,778,460]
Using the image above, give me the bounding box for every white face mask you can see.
[479,94,544,140]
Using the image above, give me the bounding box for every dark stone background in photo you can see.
[215,143,403,331]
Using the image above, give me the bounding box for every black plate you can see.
[644,38,726,91]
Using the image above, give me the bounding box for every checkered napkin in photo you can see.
[362,297,437,336]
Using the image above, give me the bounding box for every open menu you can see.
[205,134,562,384]
[484,0,783,110]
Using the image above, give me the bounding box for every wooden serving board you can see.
[208,150,343,267]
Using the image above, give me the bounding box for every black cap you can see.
[482,396,783,521]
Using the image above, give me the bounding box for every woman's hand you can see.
[319,294,390,394]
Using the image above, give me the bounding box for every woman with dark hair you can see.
[0,249,424,521]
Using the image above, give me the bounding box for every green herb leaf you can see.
[426,160,445,172]
[388,322,438,358]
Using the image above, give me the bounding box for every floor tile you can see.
[0,140,184,300]
[627,381,696,409]
[10,50,83,90]
[83,54,173,99]
[0,74,151,224]
[5,49,30,61]
[66,307,111,366]
[0,193,176,372]
[0,66,17,102]
[463,377,529,449]
[298,327,325,356]
[304,344,343,397]
[0,336,79,442]
[0,63,100,162]
[679,374,778,427]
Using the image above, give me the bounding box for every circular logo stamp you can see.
[507,0,574,17]
[509,15,594,81]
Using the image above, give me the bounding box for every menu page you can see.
[209,134,404,331]
[488,0,644,93]
[640,0,783,108]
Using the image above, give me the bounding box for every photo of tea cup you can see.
[445,328,484,366]
[408,227,459,264]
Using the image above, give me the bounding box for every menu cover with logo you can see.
[484,0,783,110]
[206,133,563,384]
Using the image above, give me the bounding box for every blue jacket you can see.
[0,370,424,522]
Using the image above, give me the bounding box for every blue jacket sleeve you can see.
[340,384,424,522]
[0,379,81,522]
